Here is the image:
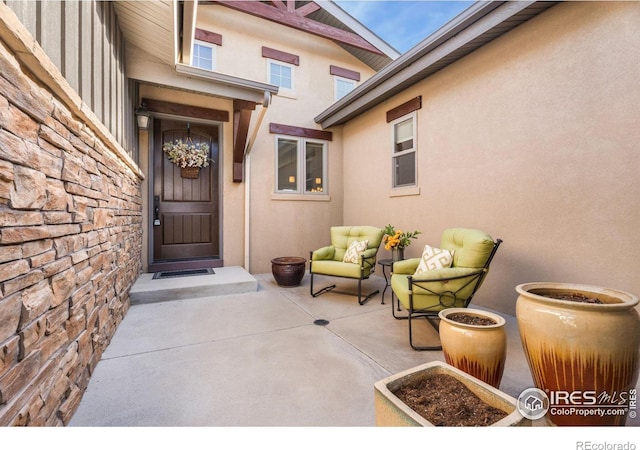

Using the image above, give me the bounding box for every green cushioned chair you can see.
[391,228,502,350]
[310,226,384,305]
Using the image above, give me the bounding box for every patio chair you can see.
[390,228,502,350]
[309,225,384,305]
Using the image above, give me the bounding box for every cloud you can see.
[335,0,473,53]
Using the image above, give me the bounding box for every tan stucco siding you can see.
[196,6,375,273]
[340,2,640,315]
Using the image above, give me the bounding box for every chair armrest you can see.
[360,248,380,270]
[391,258,420,274]
[410,267,484,282]
[361,248,378,260]
[311,246,335,261]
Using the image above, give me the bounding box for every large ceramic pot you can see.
[516,282,640,426]
[271,257,306,287]
[438,308,507,388]
[374,361,528,427]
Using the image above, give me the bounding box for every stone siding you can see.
[0,34,142,425]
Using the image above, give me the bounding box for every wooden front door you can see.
[151,119,220,270]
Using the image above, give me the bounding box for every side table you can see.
[377,259,394,305]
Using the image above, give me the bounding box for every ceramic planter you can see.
[516,282,640,426]
[271,256,306,286]
[374,361,528,427]
[438,308,506,388]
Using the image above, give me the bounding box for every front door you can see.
[151,119,220,270]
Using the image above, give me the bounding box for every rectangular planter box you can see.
[374,361,529,426]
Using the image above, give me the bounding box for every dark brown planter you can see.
[271,257,306,286]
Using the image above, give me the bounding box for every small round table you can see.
[377,259,394,305]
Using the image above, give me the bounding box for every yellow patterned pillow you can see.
[343,240,369,264]
[414,244,454,275]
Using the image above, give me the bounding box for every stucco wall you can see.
[0,15,142,425]
[195,6,376,273]
[339,2,640,315]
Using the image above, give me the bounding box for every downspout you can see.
[243,91,272,270]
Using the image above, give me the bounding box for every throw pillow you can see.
[414,244,454,275]
[343,240,369,264]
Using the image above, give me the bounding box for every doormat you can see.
[152,268,215,279]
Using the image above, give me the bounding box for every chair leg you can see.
[356,279,380,305]
[311,273,378,304]
[407,314,442,351]
[310,272,336,298]
[392,292,442,350]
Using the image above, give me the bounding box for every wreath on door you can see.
[162,138,212,179]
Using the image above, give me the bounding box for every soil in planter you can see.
[447,312,496,326]
[537,291,603,304]
[392,373,507,426]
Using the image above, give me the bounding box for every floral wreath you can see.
[162,139,212,169]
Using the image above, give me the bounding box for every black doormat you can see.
[152,268,215,279]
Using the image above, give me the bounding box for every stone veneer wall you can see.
[0,34,143,424]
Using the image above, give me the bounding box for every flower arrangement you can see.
[383,224,421,250]
[162,139,212,168]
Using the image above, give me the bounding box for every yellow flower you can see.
[382,224,422,250]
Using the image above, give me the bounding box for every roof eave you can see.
[315,1,556,128]
[175,63,280,96]
[317,1,401,60]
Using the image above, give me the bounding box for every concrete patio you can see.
[68,269,639,429]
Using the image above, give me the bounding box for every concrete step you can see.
[130,266,258,305]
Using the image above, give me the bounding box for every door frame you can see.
[147,114,224,272]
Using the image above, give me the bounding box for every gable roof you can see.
[201,1,398,69]
[114,1,398,73]
[315,1,558,128]
[303,1,400,69]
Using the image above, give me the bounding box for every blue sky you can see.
[335,0,474,53]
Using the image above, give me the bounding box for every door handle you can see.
[153,196,161,226]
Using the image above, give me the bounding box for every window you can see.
[192,41,215,70]
[392,114,417,188]
[335,77,356,101]
[268,60,294,91]
[276,137,327,195]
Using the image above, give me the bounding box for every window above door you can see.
[192,40,216,71]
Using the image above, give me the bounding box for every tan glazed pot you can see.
[515,282,640,426]
[438,308,507,388]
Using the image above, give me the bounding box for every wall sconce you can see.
[135,103,151,130]
[288,176,296,183]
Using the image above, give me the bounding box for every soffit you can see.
[306,2,397,71]
[113,1,175,66]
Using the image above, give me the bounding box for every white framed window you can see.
[192,41,216,70]
[275,136,327,195]
[267,59,295,92]
[392,113,417,189]
[335,76,356,101]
